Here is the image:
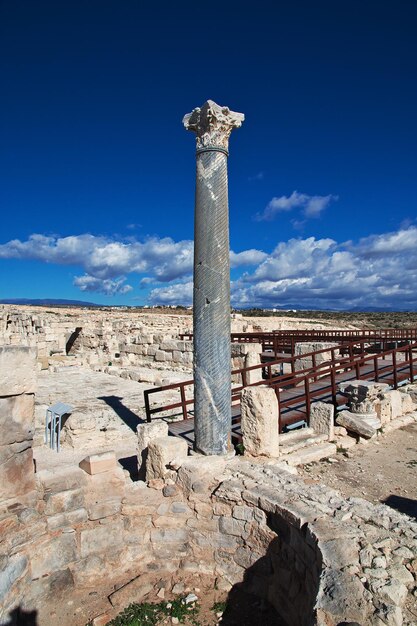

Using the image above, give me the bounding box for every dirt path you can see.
[299,422,417,518]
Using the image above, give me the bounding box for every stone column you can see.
[183,100,244,455]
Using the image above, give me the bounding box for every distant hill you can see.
[0,298,100,307]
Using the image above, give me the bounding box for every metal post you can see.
[183,100,244,455]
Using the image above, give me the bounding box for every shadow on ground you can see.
[2,608,38,625]
[98,395,144,431]
[383,494,417,519]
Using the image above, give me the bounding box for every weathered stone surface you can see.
[109,577,153,609]
[88,498,121,520]
[374,397,392,425]
[80,520,124,557]
[79,451,117,475]
[400,392,415,414]
[0,394,35,446]
[378,579,408,605]
[44,487,85,515]
[310,401,334,438]
[0,346,37,396]
[339,380,389,415]
[137,420,169,477]
[244,351,263,385]
[146,436,188,481]
[46,508,88,530]
[241,386,279,457]
[31,533,77,578]
[0,554,28,602]
[0,442,35,500]
[336,410,380,439]
[36,466,88,493]
[384,390,403,420]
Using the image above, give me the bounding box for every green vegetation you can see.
[210,601,226,613]
[97,598,200,626]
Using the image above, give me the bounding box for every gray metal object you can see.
[45,401,73,452]
[183,100,244,455]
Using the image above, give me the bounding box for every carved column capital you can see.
[183,100,244,154]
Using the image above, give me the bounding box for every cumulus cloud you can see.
[2,226,417,309]
[73,275,133,295]
[230,249,268,267]
[149,281,193,306]
[255,191,338,222]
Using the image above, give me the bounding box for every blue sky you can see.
[1,0,416,309]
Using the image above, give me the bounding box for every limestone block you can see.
[384,390,403,420]
[172,350,183,363]
[0,346,37,396]
[80,519,124,558]
[244,352,263,385]
[36,466,88,493]
[336,410,380,439]
[137,420,168,477]
[88,498,121,521]
[79,451,117,475]
[160,340,178,351]
[146,436,188,480]
[310,402,334,438]
[374,398,391,425]
[400,392,415,414]
[294,343,338,372]
[44,488,85,515]
[155,350,166,362]
[31,533,78,578]
[0,442,36,501]
[241,386,279,457]
[109,578,153,610]
[0,554,28,604]
[47,508,88,530]
[0,393,35,446]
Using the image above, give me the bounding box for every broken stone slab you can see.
[146,436,188,481]
[240,385,279,457]
[284,442,337,466]
[310,401,334,438]
[336,410,381,439]
[338,380,389,415]
[79,451,117,475]
[137,420,168,479]
[0,346,37,396]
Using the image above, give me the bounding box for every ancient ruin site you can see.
[1,301,417,626]
[2,2,417,622]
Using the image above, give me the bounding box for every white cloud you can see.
[73,275,133,295]
[228,227,417,310]
[354,226,417,257]
[149,281,193,306]
[2,226,417,309]
[230,249,268,267]
[255,191,338,221]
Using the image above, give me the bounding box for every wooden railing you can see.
[144,342,417,430]
[179,329,417,356]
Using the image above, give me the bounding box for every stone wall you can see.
[2,435,416,625]
[294,342,339,372]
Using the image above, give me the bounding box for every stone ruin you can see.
[1,343,417,626]
[1,98,417,624]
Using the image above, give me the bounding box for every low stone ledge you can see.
[79,451,117,475]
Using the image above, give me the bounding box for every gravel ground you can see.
[298,422,417,519]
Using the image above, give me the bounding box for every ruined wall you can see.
[1,341,416,626]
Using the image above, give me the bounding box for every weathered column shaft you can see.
[193,148,231,454]
[183,100,244,455]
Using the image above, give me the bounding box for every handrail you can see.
[144,341,417,426]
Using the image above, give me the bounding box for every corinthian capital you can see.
[183,100,244,152]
